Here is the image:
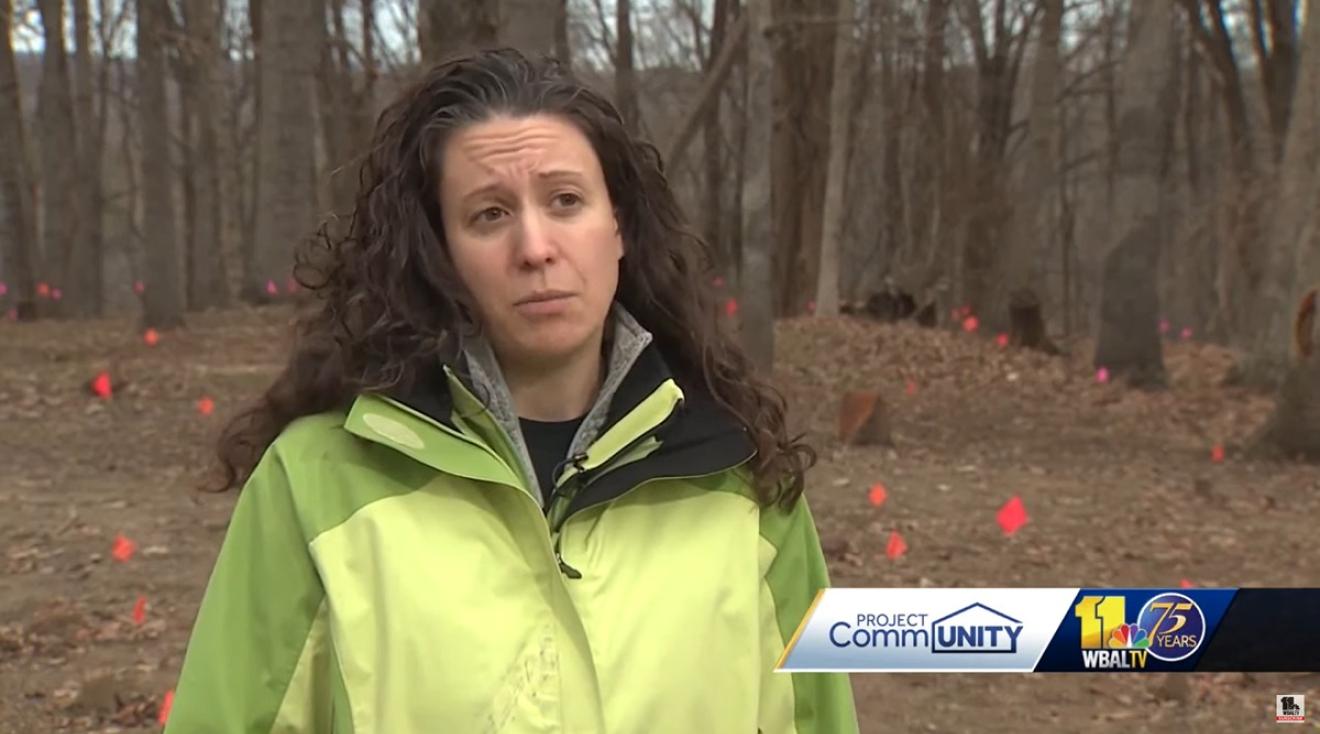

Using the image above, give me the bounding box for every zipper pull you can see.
[556,552,583,579]
[553,534,583,579]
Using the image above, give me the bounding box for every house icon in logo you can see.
[931,603,1025,654]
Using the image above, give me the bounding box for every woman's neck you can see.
[501,341,605,422]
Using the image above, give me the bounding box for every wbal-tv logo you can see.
[1276,694,1305,724]
[1074,592,1206,669]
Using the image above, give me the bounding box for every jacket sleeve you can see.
[758,494,860,734]
[164,445,335,733]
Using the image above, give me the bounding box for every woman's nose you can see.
[514,208,557,266]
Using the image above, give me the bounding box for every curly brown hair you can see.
[214,48,814,508]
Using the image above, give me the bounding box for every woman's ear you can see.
[613,210,625,260]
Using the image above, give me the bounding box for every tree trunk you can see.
[1253,289,1320,460]
[320,0,353,218]
[554,0,571,66]
[702,0,733,271]
[770,0,838,316]
[959,0,1031,332]
[249,0,319,302]
[1247,1,1320,386]
[993,0,1063,339]
[137,0,185,328]
[615,0,639,132]
[501,0,559,56]
[36,0,79,315]
[419,0,498,65]
[0,0,40,320]
[70,0,102,317]
[184,0,229,310]
[814,0,857,317]
[740,0,775,367]
[1093,0,1177,387]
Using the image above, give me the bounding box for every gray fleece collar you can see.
[460,303,654,501]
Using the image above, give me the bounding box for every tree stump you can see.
[1008,288,1061,355]
[1253,288,1320,460]
[838,390,893,446]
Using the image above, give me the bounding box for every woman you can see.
[165,48,859,733]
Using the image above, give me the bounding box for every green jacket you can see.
[165,308,859,733]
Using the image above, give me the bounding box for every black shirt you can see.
[519,415,586,506]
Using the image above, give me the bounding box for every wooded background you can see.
[1,0,1317,391]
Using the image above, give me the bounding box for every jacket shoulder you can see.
[256,410,432,540]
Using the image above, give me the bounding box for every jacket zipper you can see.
[545,406,687,578]
[545,402,683,534]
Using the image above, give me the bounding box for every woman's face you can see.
[439,113,623,369]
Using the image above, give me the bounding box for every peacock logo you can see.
[1107,623,1150,650]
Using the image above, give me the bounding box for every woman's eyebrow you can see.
[460,181,506,204]
[537,168,586,183]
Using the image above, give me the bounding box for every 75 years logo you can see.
[1074,592,1206,669]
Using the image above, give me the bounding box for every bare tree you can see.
[1250,0,1320,383]
[770,0,840,316]
[249,0,319,301]
[740,0,776,366]
[555,0,571,65]
[69,0,103,316]
[956,0,1034,331]
[183,0,229,310]
[1093,0,1178,387]
[814,0,858,317]
[0,0,39,319]
[138,0,185,328]
[36,0,79,313]
[995,0,1063,343]
[420,0,498,64]
[702,0,734,270]
[501,0,559,56]
[615,0,639,131]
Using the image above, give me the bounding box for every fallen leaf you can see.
[868,483,888,507]
[132,596,147,625]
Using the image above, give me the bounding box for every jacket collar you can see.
[343,303,755,517]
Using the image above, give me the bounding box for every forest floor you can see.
[1,304,1318,733]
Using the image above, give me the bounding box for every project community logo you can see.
[1074,592,1206,670]
[829,603,1023,654]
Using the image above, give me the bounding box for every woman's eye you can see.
[552,192,582,208]
[474,207,505,224]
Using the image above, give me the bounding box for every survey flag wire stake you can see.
[775,588,1320,673]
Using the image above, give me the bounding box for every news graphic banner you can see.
[776,588,1320,672]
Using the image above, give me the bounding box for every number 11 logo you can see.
[1075,596,1149,650]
